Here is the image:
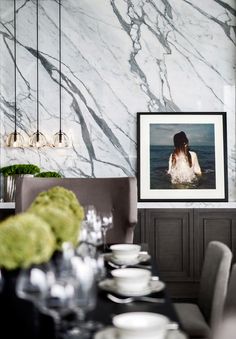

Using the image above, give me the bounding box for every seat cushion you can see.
[174,303,210,338]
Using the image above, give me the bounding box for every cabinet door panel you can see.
[195,209,236,279]
[144,209,194,281]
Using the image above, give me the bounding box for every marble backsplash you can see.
[0,0,235,205]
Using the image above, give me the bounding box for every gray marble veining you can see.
[0,0,235,205]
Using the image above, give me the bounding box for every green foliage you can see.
[0,213,55,270]
[0,164,40,176]
[35,171,62,178]
[29,186,84,250]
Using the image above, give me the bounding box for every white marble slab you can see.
[0,0,235,207]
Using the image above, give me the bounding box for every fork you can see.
[107,293,165,304]
[108,261,152,270]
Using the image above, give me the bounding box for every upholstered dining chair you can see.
[15,177,137,244]
[224,263,236,315]
[174,241,232,339]
[212,264,236,339]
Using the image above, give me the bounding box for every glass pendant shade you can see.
[53,131,69,147]
[6,131,24,147]
[6,0,24,148]
[53,0,69,148]
[29,131,47,148]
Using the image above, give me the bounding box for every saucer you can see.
[98,278,165,296]
[103,251,151,266]
[94,326,187,339]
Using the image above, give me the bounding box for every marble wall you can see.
[0,0,235,202]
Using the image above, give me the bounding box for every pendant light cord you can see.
[36,0,39,141]
[59,0,62,142]
[14,0,17,141]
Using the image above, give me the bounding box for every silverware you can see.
[108,261,151,270]
[107,293,165,304]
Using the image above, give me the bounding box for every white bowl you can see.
[110,244,141,263]
[111,268,151,293]
[113,312,169,339]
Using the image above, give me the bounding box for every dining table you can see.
[0,246,187,339]
[87,251,186,339]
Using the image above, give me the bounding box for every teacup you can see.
[110,244,141,264]
[111,268,151,293]
[113,312,169,339]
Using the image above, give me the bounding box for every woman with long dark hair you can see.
[167,131,202,184]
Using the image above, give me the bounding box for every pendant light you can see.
[53,0,69,147]
[29,0,47,148]
[6,0,24,147]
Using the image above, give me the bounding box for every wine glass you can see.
[84,205,97,227]
[76,241,106,282]
[42,275,77,339]
[16,265,53,337]
[67,255,102,338]
[81,206,103,247]
[54,242,75,279]
[16,265,51,305]
[100,211,113,251]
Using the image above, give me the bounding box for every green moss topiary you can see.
[0,164,40,176]
[35,171,62,178]
[0,213,56,270]
[28,186,84,250]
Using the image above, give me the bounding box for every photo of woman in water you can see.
[138,112,227,201]
[149,122,216,190]
[167,131,202,185]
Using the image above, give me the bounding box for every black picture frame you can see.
[137,112,228,202]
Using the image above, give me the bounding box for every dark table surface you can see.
[0,254,180,339]
[88,257,180,327]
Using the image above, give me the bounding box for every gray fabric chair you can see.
[211,264,236,339]
[224,263,236,315]
[175,241,232,339]
[212,314,236,339]
[15,177,137,244]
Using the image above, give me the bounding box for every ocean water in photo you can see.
[150,145,215,189]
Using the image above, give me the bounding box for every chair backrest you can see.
[15,177,137,244]
[213,314,236,339]
[224,263,236,315]
[198,241,232,328]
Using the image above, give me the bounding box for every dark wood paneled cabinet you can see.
[135,209,236,300]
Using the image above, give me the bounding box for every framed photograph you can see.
[137,112,228,202]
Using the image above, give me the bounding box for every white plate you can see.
[94,326,187,339]
[98,278,165,296]
[103,251,151,266]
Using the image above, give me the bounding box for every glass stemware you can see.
[42,276,76,339]
[81,205,103,247]
[16,263,76,339]
[67,255,102,338]
[16,265,53,337]
[100,212,113,251]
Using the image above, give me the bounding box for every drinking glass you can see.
[82,205,103,247]
[53,242,75,279]
[67,255,102,338]
[16,265,53,337]
[42,275,77,339]
[76,241,106,281]
[84,205,97,226]
[16,265,51,305]
[100,211,113,250]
